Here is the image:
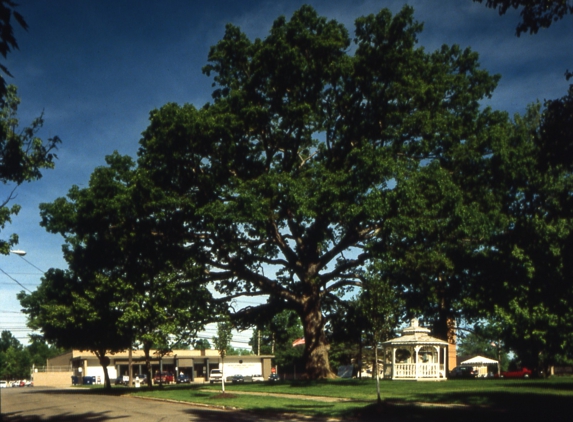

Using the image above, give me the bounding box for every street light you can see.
[10,250,26,256]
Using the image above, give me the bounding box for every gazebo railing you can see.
[394,363,417,378]
[393,363,444,379]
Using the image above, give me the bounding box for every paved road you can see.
[0,387,321,422]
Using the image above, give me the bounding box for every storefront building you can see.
[35,349,273,387]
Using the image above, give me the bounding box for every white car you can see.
[209,369,223,384]
[0,380,7,388]
[251,375,264,382]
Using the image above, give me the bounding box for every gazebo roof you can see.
[382,318,449,346]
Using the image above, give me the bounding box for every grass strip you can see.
[120,377,573,420]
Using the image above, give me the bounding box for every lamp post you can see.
[10,250,26,256]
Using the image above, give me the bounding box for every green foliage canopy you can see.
[476,100,573,370]
[20,152,213,388]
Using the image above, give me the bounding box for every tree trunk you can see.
[375,340,381,404]
[358,336,363,379]
[128,346,133,387]
[221,358,226,393]
[95,350,111,390]
[144,344,153,387]
[299,296,336,379]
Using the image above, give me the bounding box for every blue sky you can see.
[1,0,571,345]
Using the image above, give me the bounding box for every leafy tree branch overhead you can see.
[0,0,60,254]
[473,0,573,35]
[0,0,28,99]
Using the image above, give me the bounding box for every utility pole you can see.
[258,330,261,356]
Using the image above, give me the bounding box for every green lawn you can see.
[118,378,573,421]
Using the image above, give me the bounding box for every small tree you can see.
[248,310,304,376]
[358,272,402,404]
[212,320,232,393]
[0,330,31,380]
[18,269,131,389]
[193,338,211,351]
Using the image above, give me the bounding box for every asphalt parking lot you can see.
[0,386,324,422]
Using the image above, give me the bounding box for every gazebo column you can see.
[434,346,440,379]
[414,346,421,380]
[392,347,397,380]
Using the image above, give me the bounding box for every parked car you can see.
[116,374,148,385]
[231,374,245,384]
[25,380,34,387]
[499,367,532,378]
[448,366,476,379]
[251,374,264,382]
[153,372,174,384]
[177,374,191,383]
[209,369,223,384]
[268,373,280,382]
[0,380,7,388]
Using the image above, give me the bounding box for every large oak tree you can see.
[136,6,507,379]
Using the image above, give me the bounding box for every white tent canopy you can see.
[460,355,499,377]
[460,355,498,366]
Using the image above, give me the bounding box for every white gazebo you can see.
[382,318,449,381]
[460,355,499,378]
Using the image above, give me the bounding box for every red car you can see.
[499,367,532,378]
[153,372,174,384]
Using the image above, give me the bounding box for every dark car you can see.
[268,373,280,382]
[177,374,191,383]
[114,375,130,386]
[448,366,476,379]
[231,374,245,383]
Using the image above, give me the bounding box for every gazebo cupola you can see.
[382,318,448,381]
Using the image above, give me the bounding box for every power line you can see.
[16,255,46,274]
[0,267,32,293]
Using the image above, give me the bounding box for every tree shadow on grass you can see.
[182,407,339,421]
[344,390,571,422]
[495,379,573,392]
